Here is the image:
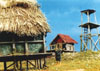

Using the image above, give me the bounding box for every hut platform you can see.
[0,53,52,71]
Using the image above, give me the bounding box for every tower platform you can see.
[81,9,96,15]
[79,22,100,29]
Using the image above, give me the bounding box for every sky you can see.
[37,0,100,52]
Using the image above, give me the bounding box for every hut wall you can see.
[50,44,59,50]
[28,43,43,53]
[65,44,74,51]
[50,43,63,50]
[0,44,12,55]
[15,43,25,53]
[50,45,56,50]
[50,43,75,51]
[0,32,45,56]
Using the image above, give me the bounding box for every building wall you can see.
[65,44,74,51]
[50,43,74,51]
[50,44,57,50]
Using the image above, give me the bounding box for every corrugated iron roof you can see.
[58,34,78,44]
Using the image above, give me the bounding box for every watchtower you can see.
[79,9,100,51]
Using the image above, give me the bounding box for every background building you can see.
[50,34,77,52]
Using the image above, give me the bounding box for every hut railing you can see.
[0,40,44,44]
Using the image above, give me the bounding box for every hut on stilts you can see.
[0,0,51,71]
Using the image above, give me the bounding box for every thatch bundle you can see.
[0,0,50,36]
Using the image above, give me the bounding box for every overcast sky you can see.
[37,0,100,51]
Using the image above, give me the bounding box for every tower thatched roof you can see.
[0,0,50,36]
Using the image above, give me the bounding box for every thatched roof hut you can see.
[0,1,52,70]
[0,0,50,55]
[0,0,50,36]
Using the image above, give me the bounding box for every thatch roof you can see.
[0,0,50,36]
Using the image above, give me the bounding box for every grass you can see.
[45,50,100,71]
[1,50,100,71]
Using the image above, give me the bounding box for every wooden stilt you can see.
[43,58,46,68]
[16,61,19,69]
[0,53,51,71]
[43,33,46,53]
[36,59,39,69]
[40,59,42,69]
[35,60,37,68]
[4,61,7,71]
[20,61,22,71]
[13,61,16,71]
[26,60,28,71]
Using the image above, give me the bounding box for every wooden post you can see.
[94,12,97,24]
[12,42,16,54]
[87,11,92,50]
[43,33,46,53]
[36,59,39,69]
[88,25,92,50]
[26,60,28,71]
[81,12,83,25]
[35,59,38,69]
[97,27,99,50]
[4,61,7,71]
[43,57,46,68]
[94,13,100,50]
[80,12,83,51]
[87,11,90,22]
[13,61,16,71]
[99,34,100,48]
[20,61,22,71]
[39,59,42,69]
[12,37,16,54]
[80,35,83,52]
[35,60,37,68]
[16,61,19,70]
[25,41,29,54]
